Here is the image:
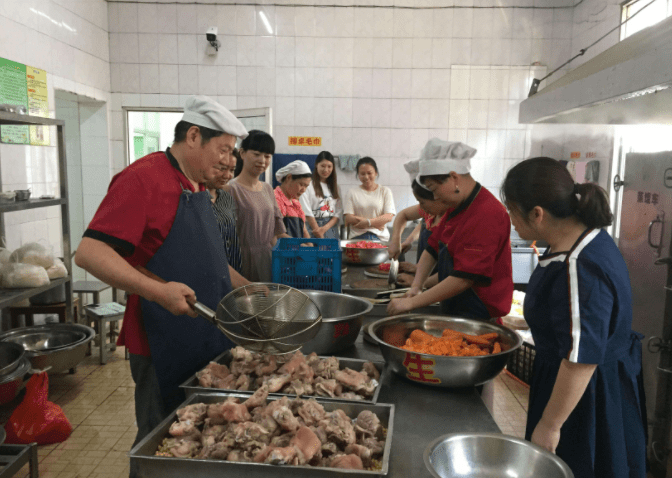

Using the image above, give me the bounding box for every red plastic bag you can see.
[4,372,72,445]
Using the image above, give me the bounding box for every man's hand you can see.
[404,287,422,298]
[153,282,198,317]
[399,262,417,273]
[313,227,325,239]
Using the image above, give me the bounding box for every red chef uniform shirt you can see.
[427,183,513,318]
[83,149,204,356]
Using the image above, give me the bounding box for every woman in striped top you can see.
[205,149,242,273]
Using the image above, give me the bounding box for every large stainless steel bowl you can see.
[341,240,389,265]
[424,433,574,478]
[368,314,522,388]
[300,290,374,354]
[0,324,95,374]
[0,356,31,405]
[0,342,25,376]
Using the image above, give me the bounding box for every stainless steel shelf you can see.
[0,110,64,126]
[0,198,66,213]
[0,108,74,323]
[0,277,71,309]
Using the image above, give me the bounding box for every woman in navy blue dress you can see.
[502,157,647,478]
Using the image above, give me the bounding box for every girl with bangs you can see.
[226,130,291,282]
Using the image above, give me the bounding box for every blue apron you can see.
[283,216,305,238]
[141,188,234,414]
[310,216,339,240]
[437,242,489,320]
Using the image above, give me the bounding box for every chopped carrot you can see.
[400,327,501,357]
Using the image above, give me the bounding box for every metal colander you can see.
[215,283,322,355]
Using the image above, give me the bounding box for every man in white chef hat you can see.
[75,96,251,468]
[274,160,313,239]
[388,138,514,325]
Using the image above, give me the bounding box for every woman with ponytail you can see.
[502,157,647,478]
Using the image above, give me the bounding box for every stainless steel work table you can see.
[339,263,500,477]
[338,334,501,477]
[132,260,502,477]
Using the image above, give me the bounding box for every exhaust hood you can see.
[519,15,672,125]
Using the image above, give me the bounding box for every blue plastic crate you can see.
[272,238,342,292]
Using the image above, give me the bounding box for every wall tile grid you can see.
[108,1,576,210]
[0,0,110,275]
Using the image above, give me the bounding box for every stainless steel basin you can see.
[368,315,522,388]
[0,342,25,376]
[2,329,86,352]
[341,240,389,265]
[424,433,574,478]
[0,356,31,405]
[299,290,374,354]
[0,324,95,374]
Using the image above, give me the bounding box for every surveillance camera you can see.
[206,26,220,53]
[206,26,218,43]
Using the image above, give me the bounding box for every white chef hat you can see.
[275,160,312,182]
[417,138,477,189]
[403,159,420,185]
[181,95,248,138]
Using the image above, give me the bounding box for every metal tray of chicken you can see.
[130,392,394,477]
[180,350,385,405]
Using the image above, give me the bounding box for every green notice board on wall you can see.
[0,58,29,144]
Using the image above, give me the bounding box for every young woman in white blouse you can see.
[299,151,342,240]
[343,157,396,241]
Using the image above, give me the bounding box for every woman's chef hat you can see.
[416,138,477,189]
[275,160,312,182]
[403,159,420,185]
[181,95,248,138]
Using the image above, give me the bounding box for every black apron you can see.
[417,222,439,275]
[283,216,305,238]
[417,222,433,263]
[437,242,490,320]
[141,188,234,414]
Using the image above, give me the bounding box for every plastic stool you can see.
[83,302,127,365]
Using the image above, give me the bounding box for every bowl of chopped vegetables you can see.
[341,240,389,265]
[368,314,522,388]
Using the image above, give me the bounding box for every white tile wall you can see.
[0,1,110,280]
[100,0,615,213]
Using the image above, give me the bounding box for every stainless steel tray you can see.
[130,392,395,478]
[180,351,385,405]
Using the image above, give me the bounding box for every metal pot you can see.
[14,189,31,201]
[0,342,25,376]
[0,324,95,374]
[341,240,389,265]
[299,290,374,355]
[0,356,31,405]
[29,283,67,305]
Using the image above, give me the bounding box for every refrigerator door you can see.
[618,152,672,439]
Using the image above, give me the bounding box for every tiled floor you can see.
[2,348,530,478]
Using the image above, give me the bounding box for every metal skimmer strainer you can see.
[212,283,322,355]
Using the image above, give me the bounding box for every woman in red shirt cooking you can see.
[387,138,513,320]
[274,160,313,239]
